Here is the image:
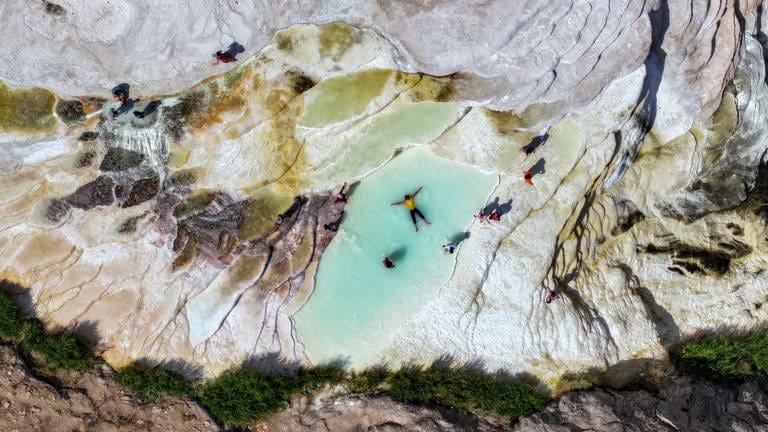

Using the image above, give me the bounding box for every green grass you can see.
[116,365,189,401]
[0,283,91,371]
[346,365,389,393]
[672,330,768,381]
[197,364,344,425]
[386,364,547,419]
[0,290,25,340]
[23,321,92,371]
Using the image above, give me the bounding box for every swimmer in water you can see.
[383,256,396,268]
[391,186,431,232]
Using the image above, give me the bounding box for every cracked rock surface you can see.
[1,1,768,390]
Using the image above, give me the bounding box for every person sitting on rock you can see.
[214,42,245,64]
[524,168,535,185]
[335,182,348,204]
[442,242,459,254]
[545,290,559,304]
[488,210,501,222]
[110,83,132,119]
[474,209,488,223]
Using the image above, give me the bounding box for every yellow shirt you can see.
[405,197,415,210]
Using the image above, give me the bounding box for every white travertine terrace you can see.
[1,0,768,388]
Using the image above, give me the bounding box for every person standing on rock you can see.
[391,186,431,232]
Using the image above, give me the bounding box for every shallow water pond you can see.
[294,146,496,367]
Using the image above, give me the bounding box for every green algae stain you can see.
[173,190,219,218]
[0,81,58,134]
[238,190,292,240]
[299,69,396,128]
[484,108,530,136]
[407,74,457,103]
[318,22,362,61]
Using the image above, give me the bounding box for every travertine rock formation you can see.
[1,0,768,391]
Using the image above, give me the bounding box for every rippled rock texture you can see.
[1,1,768,388]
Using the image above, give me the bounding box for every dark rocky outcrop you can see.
[55,99,85,124]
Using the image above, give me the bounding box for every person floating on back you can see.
[335,182,348,204]
[391,186,431,232]
[524,168,534,185]
[382,256,396,269]
[442,242,458,254]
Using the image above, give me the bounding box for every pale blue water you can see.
[294,146,497,367]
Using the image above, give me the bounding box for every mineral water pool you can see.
[294,146,497,367]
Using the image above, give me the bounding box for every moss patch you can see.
[173,190,219,218]
[55,99,85,125]
[0,81,58,134]
[77,131,99,141]
[121,177,160,208]
[99,147,144,171]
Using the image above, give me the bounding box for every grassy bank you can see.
[671,329,768,382]
[0,280,546,427]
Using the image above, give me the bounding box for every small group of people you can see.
[474,208,502,223]
[109,84,162,120]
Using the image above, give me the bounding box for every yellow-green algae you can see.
[0,81,58,134]
[300,69,398,127]
[318,22,363,61]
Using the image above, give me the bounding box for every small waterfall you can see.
[99,108,170,179]
[110,126,168,174]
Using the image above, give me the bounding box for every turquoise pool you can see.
[294,146,497,367]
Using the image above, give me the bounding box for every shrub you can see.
[672,330,768,381]
[387,364,546,419]
[346,366,390,393]
[197,370,297,425]
[0,291,25,340]
[25,324,92,371]
[297,364,345,390]
[117,365,188,401]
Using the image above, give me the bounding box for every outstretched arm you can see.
[412,186,423,197]
[391,199,405,206]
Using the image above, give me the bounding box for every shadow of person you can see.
[521,133,549,156]
[496,198,513,215]
[388,246,407,261]
[484,197,514,216]
[449,231,470,245]
[483,197,500,214]
[133,100,162,119]
[227,42,245,55]
[532,158,546,175]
